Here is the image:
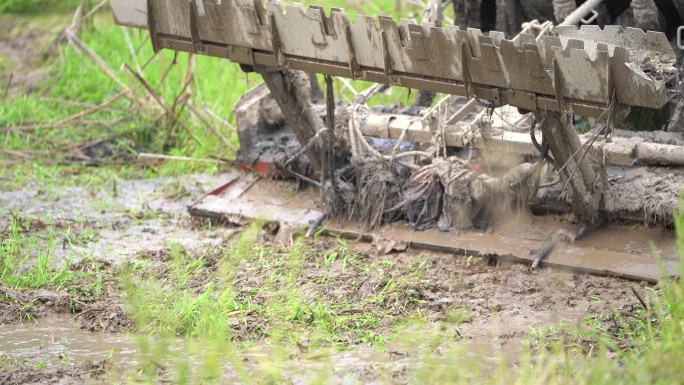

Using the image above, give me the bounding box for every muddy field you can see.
[0,173,651,384]
[2,2,683,384]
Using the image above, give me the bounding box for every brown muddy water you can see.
[0,315,140,370]
[0,313,534,381]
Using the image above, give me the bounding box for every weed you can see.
[0,0,80,14]
[0,218,74,290]
[0,0,428,192]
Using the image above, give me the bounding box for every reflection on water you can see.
[0,315,141,370]
[0,311,584,382]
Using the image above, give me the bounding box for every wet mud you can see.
[0,174,237,264]
[192,175,679,281]
[0,174,661,383]
[0,241,643,384]
[0,315,137,369]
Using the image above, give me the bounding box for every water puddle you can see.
[0,315,521,377]
[0,305,612,382]
[0,315,140,370]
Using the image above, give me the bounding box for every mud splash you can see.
[191,174,680,282]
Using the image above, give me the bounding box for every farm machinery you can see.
[110,0,683,281]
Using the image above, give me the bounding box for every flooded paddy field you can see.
[0,174,658,384]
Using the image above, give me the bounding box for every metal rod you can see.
[559,0,604,25]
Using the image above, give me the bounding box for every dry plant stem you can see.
[39,97,126,112]
[123,63,200,145]
[65,30,149,109]
[122,28,143,74]
[348,84,427,170]
[70,0,107,34]
[353,83,390,105]
[204,107,235,130]
[283,128,328,170]
[80,0,109,26]
[137,153,230,164]
[631,287,649,310]
[123,63,167,110]
[169,77,192,113]
[337,77,358,96]
[187,102,236,151]
[52,91,128,128]
[446,98,478,124]
[139,49,160,71]
[0,149,33,160]
[390,123,410,161]
[51,116,132,150]
[168,53,194,113]
[348,84,389,157]
[1,120,113,134]
[69,0,85,34]
[134,35,150,57]
[59,128,128,152]
[157,51,179,91]
[3,73,13,100]
[169,74,192,114]
[166,93,193,143]
[66,31,128,92]
[349,111,424,170]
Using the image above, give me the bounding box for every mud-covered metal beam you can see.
[110,0,677,119]
[188,174,680,282]
[257,67,323,172]
[357,110,684,167]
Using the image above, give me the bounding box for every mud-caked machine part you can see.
[536,112,606,237]
[112,0,682,237]
[233,81,315,177]
[111,0,678,116]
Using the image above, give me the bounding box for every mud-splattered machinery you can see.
[110,1,683,281]
[112,0,675,114]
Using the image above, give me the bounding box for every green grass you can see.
[3,211,679,384]
[122,227,383,344]
[0,0,80,14]
[0,0,431,191]
[0,217,107,311]
[0,217,74,290]
[112,209,684,384]
[0,11,259,189]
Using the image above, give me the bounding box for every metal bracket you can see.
[461,40,472,98]
[344,22,361,80]
[147,0,160,53]
[269,13,287,67]
[189,0,203,53]
[381,28,394,85]
[407,27,431,61]
[580,9,599,24]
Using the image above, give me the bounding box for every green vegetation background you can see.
[0,0,423,190]
[1,1,683,384]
